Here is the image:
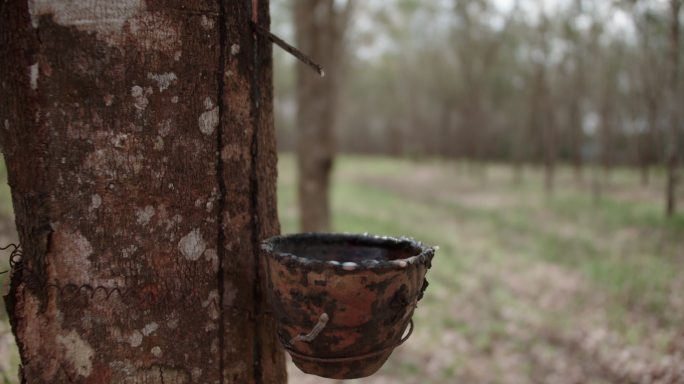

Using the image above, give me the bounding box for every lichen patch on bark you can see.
[131,85,150,111]
[153,136,164,151]
[28,0,144,33]
[198,97,218,135]
[29,62,39,90]
[178,228,206,261]
[147,72,177,92]
[142,322,158,336]
[202,289,220,320]
[56,330,94,378]
[191,367,202,381]
[200,15,214,30]
[49,226,94,285]
[151,346,162,357]
[89,194,102,212]
[166,313,179,330]
[126,12,181,56]
[135,205,155,226]
[204,248,218,271]
[129,330,143,347]
[157,119,174,137]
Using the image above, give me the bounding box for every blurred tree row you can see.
[294,0,354,231]
[274,0,683,217]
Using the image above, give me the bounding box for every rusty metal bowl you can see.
[261,233,435,379]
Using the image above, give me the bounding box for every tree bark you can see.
[295,0,351,232]
[600,85,615,182]
[0,1,285,383]
[569,0,585,184]
[568,61,584,184]
[539,67,556,196]
[640,99,658,186]
[666,0,681,217]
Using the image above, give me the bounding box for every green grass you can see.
[279,154,684,382]
[0,154,681,383]
[0,160,12,322]
[0,161,12,217]
[279,154,683,315]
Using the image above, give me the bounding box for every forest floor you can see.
[0,155,683,383]
[279,155,684,384]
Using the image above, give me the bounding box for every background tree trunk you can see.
[532,63,556,196]
[295,0,352,232]
[600,84,616,182]
[641,99,658,186]
[569,0,586,184]
[542,82,556,196]
[666,0,681,217]
[0,1,285,383]
[568,58,585,184]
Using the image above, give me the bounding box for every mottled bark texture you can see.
[0,1,285,383]
[294,0,352,232]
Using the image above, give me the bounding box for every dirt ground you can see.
[0,156,683,383]
[280,157,684,384]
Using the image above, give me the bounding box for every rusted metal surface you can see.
[262,233,435,379]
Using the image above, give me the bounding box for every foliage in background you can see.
[274,0,682,176]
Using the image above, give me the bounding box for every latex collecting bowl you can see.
[261,233,435,379]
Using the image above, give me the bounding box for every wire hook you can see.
[289,312,330,345]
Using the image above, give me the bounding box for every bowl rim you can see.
[260,232,435,271]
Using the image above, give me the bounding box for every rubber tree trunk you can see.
[640,100,658,186]
[570,0,585,184]
[666,0,681,217]
[294,0,350,232]
[0,1,286,383]
[599,89,615,182]
[568,62,584,184]
[539,68,556,196]
[568,98,583,183]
